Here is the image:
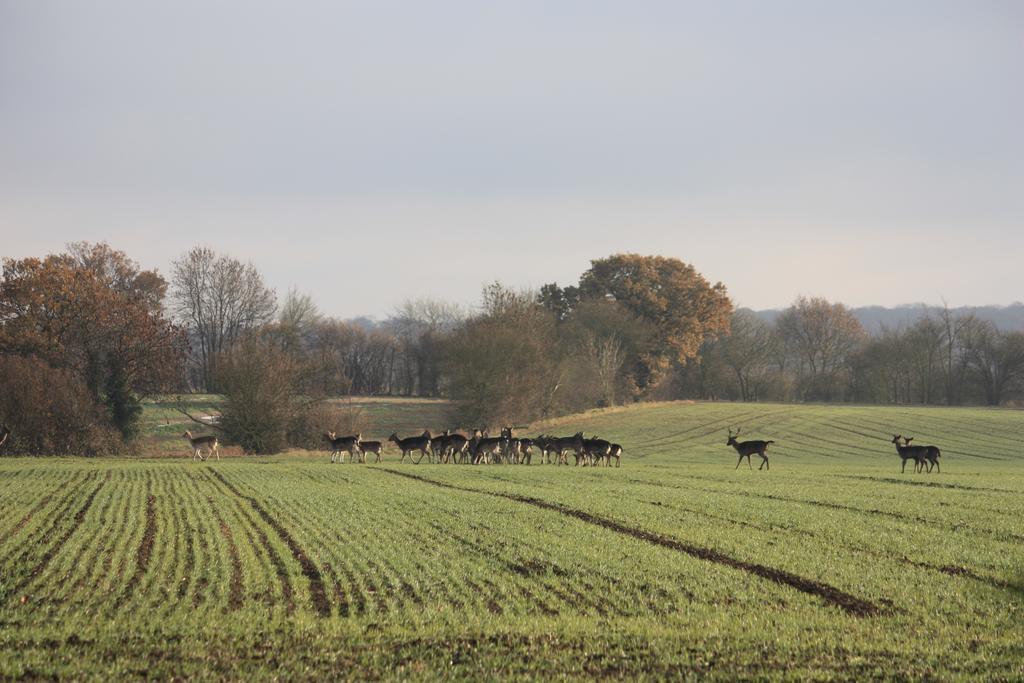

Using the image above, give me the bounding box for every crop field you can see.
[1,402,1022,680]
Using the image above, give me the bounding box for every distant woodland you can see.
[2,243,1022,454]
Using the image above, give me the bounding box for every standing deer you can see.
[902,436,940,473]
[534,435,559,464]
[608,443,623,468]
[470,432,506,465]
[549,432,585,466]
[514,437,535,464]
[325,432,362,463]
[890,434,929,473]
[726,427,773,470]
[582,436,612,466]
[390,432,433,463]
[436,431,470,464]
[183,430,220,461]
[356,437,384,463]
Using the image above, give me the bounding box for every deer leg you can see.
[735,455,743,470]
[901,458,906,473]
[747,454,753,470]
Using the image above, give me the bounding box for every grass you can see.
[1,401,1022,680]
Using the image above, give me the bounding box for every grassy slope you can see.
[0,401,1022,680]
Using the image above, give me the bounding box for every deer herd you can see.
[324,427,624,467]
[172,423,942,473]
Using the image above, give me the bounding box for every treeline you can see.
[677,299,1024,406]
[2,242,1021,455]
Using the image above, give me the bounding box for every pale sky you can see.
[1,1,1021,318]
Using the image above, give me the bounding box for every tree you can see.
[385,298,463,396]
[444,284,559,426]
[964,324,1024,405]
[559,298,658,407]
[197,335,320,454]
[775,296,865,401]
[576,254,733,392]
[0,246,185,439]
[714,309,778,401]
[0,355,120,455]
[170,247,277,391]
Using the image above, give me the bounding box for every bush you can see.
[0,355,123,455]
[214,337,324,454]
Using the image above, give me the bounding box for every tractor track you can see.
[383,470,879,617]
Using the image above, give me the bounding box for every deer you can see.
[0,424,9,449]
[902,436,940,473]
[436,431,470,464]
[430,431,452,463]
[325,432,362,463]
[356,437,384,463]
[534,435,559,464]
[608,443,623,468]
[183,430,219,461]
[726,427,773,470]
[547,432,585,466]
[390,432,433,464]
[513,437,535,464]
[890,434,929,473]
[582,436,612,466]
[469,430,506,465]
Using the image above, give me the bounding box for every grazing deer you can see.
[390,432,433,463]
[325,432,362,463]
[183,431,219,461]
[902,437,940,473]
[726,427,773,470]
[357,437,384,463]
[608,443,623,468]
[890,434,929,473]
[0,424,9,449]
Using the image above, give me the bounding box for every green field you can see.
[1,402,1023,680]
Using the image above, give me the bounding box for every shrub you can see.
[214,337,322,454]
[0,355,123,455]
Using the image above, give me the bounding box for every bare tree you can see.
[964,324,1024,405]
[776,296,865,401]
[385,298,464,396]
[715,309,778,401]
[939,303,978,405]
[171,247,277,391]
[581,331,626,407]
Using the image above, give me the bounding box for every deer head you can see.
[727,427,741,446]
[891,434,903,445]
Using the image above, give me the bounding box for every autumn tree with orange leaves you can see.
[542,254,733,394]
[0,244,186,444]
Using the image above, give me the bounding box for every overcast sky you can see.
[1,1,1021,318]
